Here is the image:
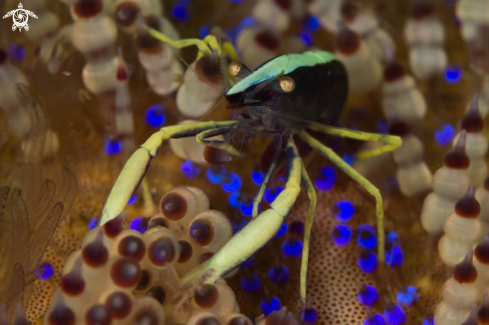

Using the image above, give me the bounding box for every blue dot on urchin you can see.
[129,217,147,234]
[358,285,380,307]
[268,265,289,285]
[315,166,336,191]
[282,239,303,258]
[260,296,281,316]
[36,262,55,280]
[396,286,419,307]
[332,224,352,247]
[181,160,200,178]
[356,224,377,250]
[334,200,355,222]
[384,303,406,325]
[145,104,166,128]
[358,251,378,273]
[221,172,242,192]
[363,314,386,325]
[386,244,404,267]
[240,273,261,293]
[299,308,318,324]
[206,165,226,184]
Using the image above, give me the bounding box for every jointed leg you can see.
[299,162,317,308]
[101,121,237,225]
[195,127,242,156]
[182,138,302,285]
[308,124,402,159]
[298,130,386,272]
[252,136,282,218]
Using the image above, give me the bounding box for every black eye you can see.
[189,220,213,246]
[148,238,176,266]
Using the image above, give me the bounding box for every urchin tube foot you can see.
[182,139,302,285]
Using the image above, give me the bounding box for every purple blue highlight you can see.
[145,104,166,128]
[334,200,355,222]
[275,222,288,238]
[315,166,336,191]
[332,224,352,247]
[105,138,122,155]
[240,273,262,293]
[299,308,318,324]
[384,303,406,325]
[88,218,98,230]
[386,244,404,267]
[181,160,200,178]
[358,251,378,273]
[260,296,281,316]
[445,64,462,83]
[206,165,226,184]
[36,262,55,280]
[358,285,380,307]
[363,314,386,325]
[268,265,289,285]
[357,225,377,250]
[396,286,419,307]
[129,217,147,234]
[434,124,455,146]
[222,172,242,192]
[282,239,303,258]
[251,169,265,185]
[264,186,283,204]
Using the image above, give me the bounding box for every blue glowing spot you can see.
[36,262,54,280]
[282,239,303,258]
[241,16,254,26]
[358,251,378,273]
[386,244,404,267]
[304,16,320,32]
[384,303,406,325]
[231,0,245,2]
[240,201,253,217]
[222,172,242,192]
[128,195,137,205]
[299,308,318,324]
[129,217,147,234]
[278,176,285,183]
[396,286,419,307]
[315,166,336,191]
[445,64,462,83]
[343,154,355,166]
[88,218,98,230]
[268,265,289,285]
[299,31,313,47]
[172,4,189,21]
[357,225,377,250]
[332,224,352,247]
[334,200,355,222]
[145,104,166,128]
[260,296,281,316]
[105,138,122,155]
[181,160,200,178]
[225,27,241,43]
[200,25,210,39]
[422,316,434,325]
[240,274,261,293]
[434,124,455,146]
[10,43,25,62]
[388,231,400,244]
[232,218,248,233]
[358,285,380,307]
[377,120,389,133]
[264,186,283,204]
[275,222,288,238]
[229,192,243,209]
[251,169,265,185]
[206,165,226,184]
[363,314,386,325]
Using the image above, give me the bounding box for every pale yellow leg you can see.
[307,124,402,159]
[299,162,317,308]
[182,138,302,285]
[195,127,241,156]
[298,130,386,272]
[101,121,236,225]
